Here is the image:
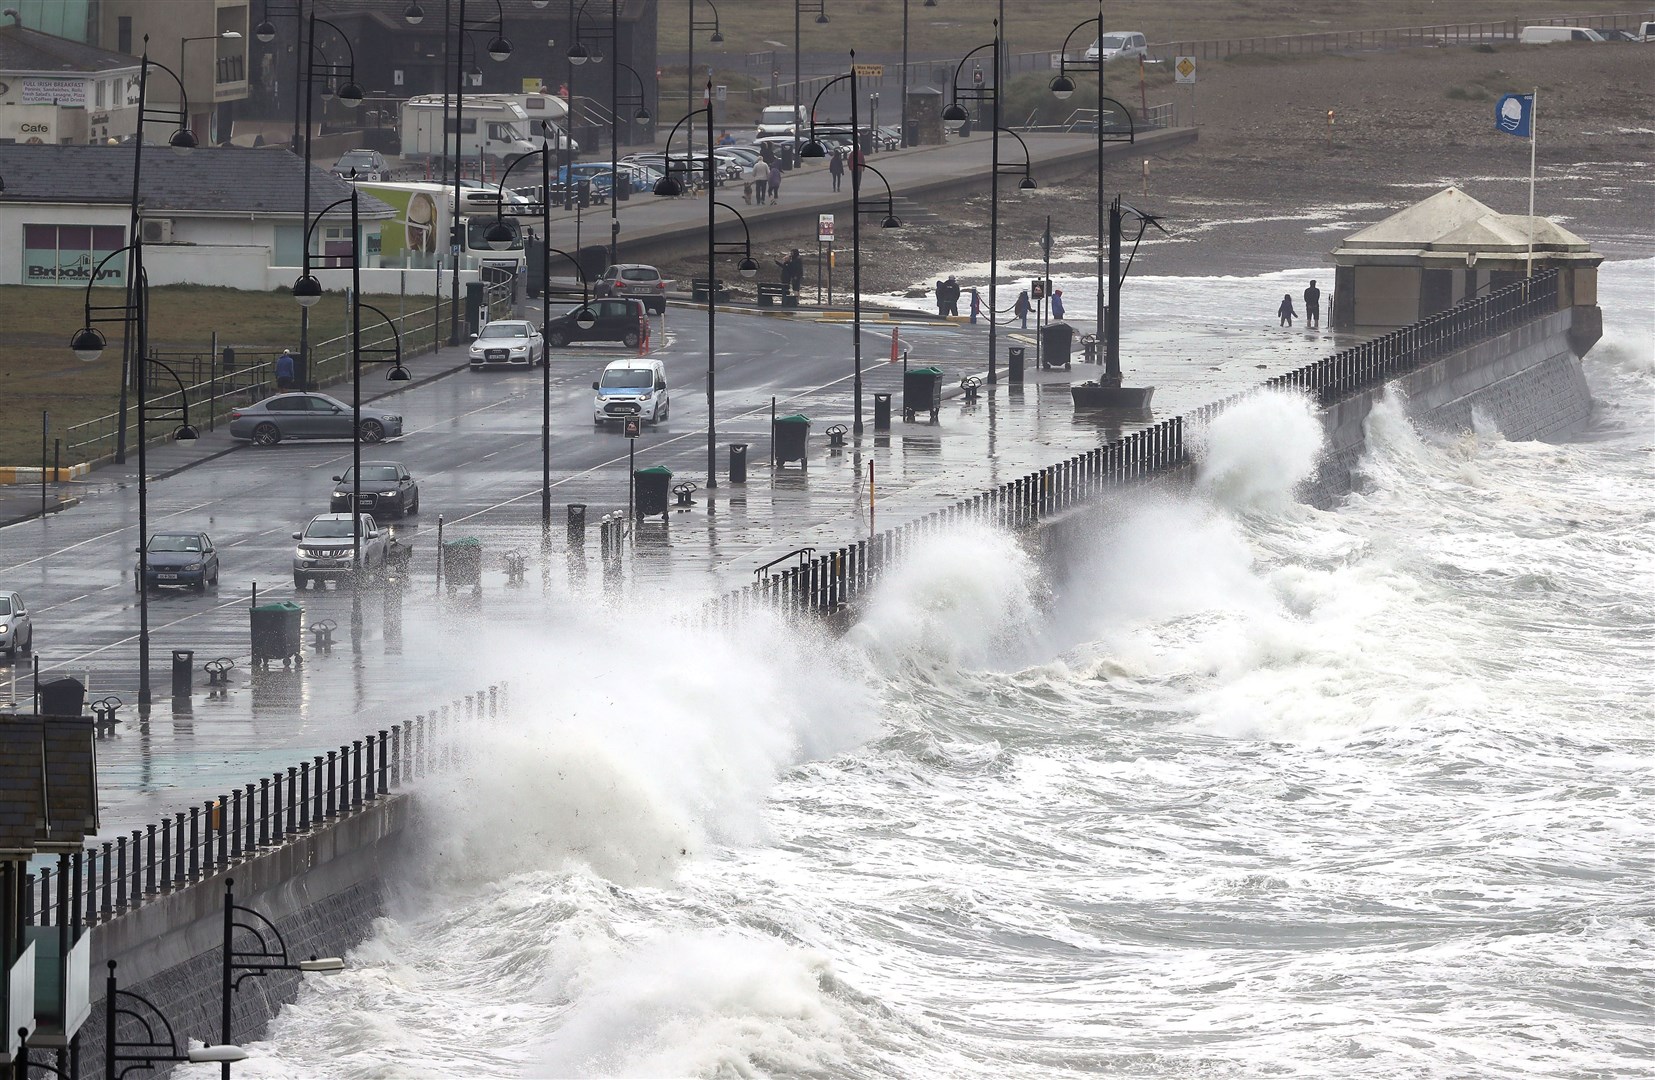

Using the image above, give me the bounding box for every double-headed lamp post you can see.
[800,54,904,436]
[484,145,594,543]
[106,961,246,1078]
[654,89,758,485]
[219,877,344,1078]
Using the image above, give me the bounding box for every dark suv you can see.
[546,298,649,348]
[594,264,668,314]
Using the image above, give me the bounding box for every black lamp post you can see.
[1051,4,1136,371]
[608,62,653,265]
[687,0,722,119]
[899,0,938,149]
[405,0,511,347]
[487,148,592,544]
[800,59,905,437]
[793,1,829,166]
[218,878,344,1078]
[106,961,246,1078]
[941,28,1006,381]
[179,30,242,141]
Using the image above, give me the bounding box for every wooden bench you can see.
[691,278,730,302]
[756,282,790,307]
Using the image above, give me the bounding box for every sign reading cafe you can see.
[23,224,127,286]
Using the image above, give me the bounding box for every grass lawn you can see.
[0,285,420,467]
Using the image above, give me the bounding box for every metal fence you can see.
[707,271,1561,623]
[24,685,505,932]
[1146,12,1652,61]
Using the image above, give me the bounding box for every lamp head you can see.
[386,365,411,382]
[633,105,651,124]
[186,1047,248,1065]
[403,2,425,25]
[567,41,589,65]
[710,29,724,43]
[169,128,197,153]
[254,20,276,42]
[575,307,596,330]
[941,102,969,131]
[799,139,827,159]
[1019,175,1037,191]
[173,423,200,442]
[737,256,758,279]
[220,30,242,39]
[292,274,323,307]
[319,79,335,101]
[488,36,512,62]
[653,174,682,197]
[483,220,514,250]
[531,0,549,6]
[816,11,829,24]
[71,327,106,362]
[1050,73,1075,100]
[924,0,936,6]
[882,211,902,228]
[339,82,364,106]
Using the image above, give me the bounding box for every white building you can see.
[0,18,143,145]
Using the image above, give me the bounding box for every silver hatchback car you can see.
[0,591,32,659]
[229,393,403,447]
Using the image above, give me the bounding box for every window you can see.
[305,397,342,412]
[95,79,105,107]
[22,223,126,287]
[265,398,304,412]
[117,16,132,54]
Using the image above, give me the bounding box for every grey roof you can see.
[0,144,394,219]
[0,24,141,74]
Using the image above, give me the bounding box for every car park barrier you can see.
[672,481,698,509]
[91,695,122,737]
[961,375,983,404]
[825,423,848,449]
[204,658,235,686]
[308,619,338,654]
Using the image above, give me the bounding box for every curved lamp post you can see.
[1051,3,1136,369]
[218,878,343,1077]
[687,0,722,116]
[486,148,593,544]
[793,1,830,167]
[106,961,246,1079]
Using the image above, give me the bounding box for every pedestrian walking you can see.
[1278,293,1297,326]
[828,148,845,193]
[970,288,982,325]
[1303,279,1322,329]
[275,348,297,389]
[749,161,766,205]
[768,161,783,203]
[943,275,961,316]
[1014,290,1031,329]
[1051,289,1066,321]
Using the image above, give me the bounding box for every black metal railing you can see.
[712,271,1560,621]
[24,685,507,931]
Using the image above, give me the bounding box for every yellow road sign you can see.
[1174,56,1196,83]
[853,64,884,77]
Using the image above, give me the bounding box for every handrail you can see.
[754,547,816,578]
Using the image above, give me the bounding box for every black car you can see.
[135,531,220,592]
[331,462,420,517]
[545,298,649,348]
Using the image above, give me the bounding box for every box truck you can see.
[353,180,526,277]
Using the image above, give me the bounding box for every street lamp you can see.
[942,25,1010,382]
[800,54,905,436]
[1051,4,1136,369]
[219,878,343,1077]
[179,30,242,141]
[793,1,829,167]
[899,0,939,148]
[404,0,511,346]
[106,961,246,1078]
[687,0,722,118]
[606,61,654,265]
[487,144,592,544]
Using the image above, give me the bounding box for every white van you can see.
[593,358,670,425]
[1085,32,1149,62]
[1636,20,1655,41]
[1517,25,1606,44]
[754,105,807,139]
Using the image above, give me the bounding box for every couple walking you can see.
[1278,280,1323,328]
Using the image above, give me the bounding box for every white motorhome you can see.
[398,94,573,163]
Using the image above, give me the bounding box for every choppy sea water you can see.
[184,260,1653,1080]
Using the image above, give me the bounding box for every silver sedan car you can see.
[228,392,403,447]
[468,320,545,368]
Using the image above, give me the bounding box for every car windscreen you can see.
[479,324,527,338]
[0,598,10,615]
[149,535,202,552]
[600,368,654,389]
[343,466,400,482]
[304,519,356,538]
[620,269,656,281]
[1098,35,1129,48]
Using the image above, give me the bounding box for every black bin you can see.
[634,465,673,518]
[567,503,587,546]
[730,443,748,484]
[464,281,485,337]
[615,173,631,201]
[171,649,194,699]
[773,414,810,465]
[250,601,302,667]
[1007,346,1025,383]
[37,677,85,717]
[1040,321,1075,369]
[443,538,482,587]
[904,120,920,147]
[902,367,943,422]
[873,392,892,431]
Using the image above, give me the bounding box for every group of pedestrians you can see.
[933,275,961,316]
[1277,279,1324,329]
[742,146,784,206]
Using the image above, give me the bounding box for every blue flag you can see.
[1495,93,1533,138]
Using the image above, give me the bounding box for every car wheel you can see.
[548,329,569,347]
[408,492,420,515]
[252,422,281,446]
[210,567,220,587]
[20,628,31,655]
[623,330,641,348]
[294,574,307,590]
[359,419,385,443]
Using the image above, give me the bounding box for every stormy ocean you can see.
[187,258,1653,1079]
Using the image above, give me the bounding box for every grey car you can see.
[331,462,419,517]
[135,531,220,591]
[229,393,403,447]
[292,513,388,589]
[0,591,32,659]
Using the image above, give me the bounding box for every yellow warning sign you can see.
[1174,56,1196,84]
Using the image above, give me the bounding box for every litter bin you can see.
[904,120,920,147]
[873,392,892,431]
[730,443,748,484]
[464,281,485,337]
[37,677,85,717]
[171,649,194,699]
[773,414,811,465]
[567,503,588,546]
[250,601,302,668]
[633,465,673,518]
[1007,346,1025,383]
[1040,321,1075,369]
[442,537,482,588]
[615,173,631,201]
[902,367,943,422]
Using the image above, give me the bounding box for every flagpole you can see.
[1526,86,1537,278]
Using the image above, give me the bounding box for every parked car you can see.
[546,297,648,348]
[1085,31,1149,62]
[594,264,669,314]
[0,590,32,659]
[229,393,403,447]
[468,320,545,367]
[292,513,388,589]
[135,531,220,592]
[331,462,420,517]
[333,149,387,180]
[593,358,670,425]
[1595,27,1638,40]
